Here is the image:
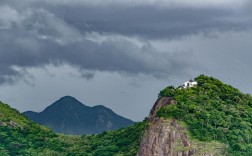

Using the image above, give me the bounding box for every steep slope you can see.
[154,75,252,155]
[23,96,134,134]
[0,101,66,155]
[137,97,225,156]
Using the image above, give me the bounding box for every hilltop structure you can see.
[183,79,198,88]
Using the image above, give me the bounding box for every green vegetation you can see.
[0,102,65,155]
[0,102,145,156]
[74,122,145,156]
[2,74,252,155]
[158,75,252,155]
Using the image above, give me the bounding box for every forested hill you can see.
[0,101,145,156]
[158,75,252,155]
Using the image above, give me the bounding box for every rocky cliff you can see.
[137,97,225,156]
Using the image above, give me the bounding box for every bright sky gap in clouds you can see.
[0,0,251,121]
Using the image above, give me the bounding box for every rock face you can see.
[148,97,176,122]
[9,120,20,128]
[137,97,222,156]
[0,120,6,126]
[138,118,194,156]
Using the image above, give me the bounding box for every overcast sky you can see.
[0,0,252,121]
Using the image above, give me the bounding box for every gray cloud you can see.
[0,6,198,84]
[0,0,250,84]
[0,32,197,84]
[48,5,251,39]
[3,0,251,39]
[245,0,252,15]
[36,0,248,8]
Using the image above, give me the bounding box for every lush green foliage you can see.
[158,75,252,155]
[0,102,66,155]
[74,122,146,156]
[0,102,145,156]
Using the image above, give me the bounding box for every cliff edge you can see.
[137,97,225,156]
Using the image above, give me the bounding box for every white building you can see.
[183,80,198,88]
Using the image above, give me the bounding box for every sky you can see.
[0,0,252,121]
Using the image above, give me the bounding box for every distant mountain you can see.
[23,96,134,134]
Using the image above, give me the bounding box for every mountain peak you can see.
[60,95,76,99]
[23,96,134,134]
[58,95,82,103]
[44,96,86,111]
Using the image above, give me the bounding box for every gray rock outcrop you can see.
[137,97,225,156]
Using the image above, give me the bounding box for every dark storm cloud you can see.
[0,6,197,84]
[3,0,251,39]
[0,30,196,84]
[0,0,250,84]
[52,6,251,39]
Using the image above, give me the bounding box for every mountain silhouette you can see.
[23,96,134,134]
